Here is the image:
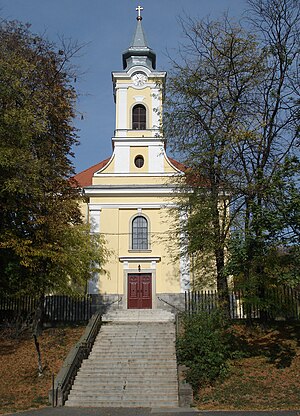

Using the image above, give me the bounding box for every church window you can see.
[132,104,146,130]
[134,155,144,168]
[132,215,148,250]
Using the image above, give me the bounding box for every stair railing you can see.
[49,310,102,407]
[157,296,184,338]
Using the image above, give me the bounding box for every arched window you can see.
[132,215,148,250]
[132,104,146,130]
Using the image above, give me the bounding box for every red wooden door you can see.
[128,273,152,309]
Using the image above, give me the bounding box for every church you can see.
[74,7,190,310]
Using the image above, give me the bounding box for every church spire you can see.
[122,6,156,71]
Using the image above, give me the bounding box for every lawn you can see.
[196,322,300,410]
[0,325,85,414]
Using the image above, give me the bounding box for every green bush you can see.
[176,309,231,392]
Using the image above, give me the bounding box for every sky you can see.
[0,0,247,173]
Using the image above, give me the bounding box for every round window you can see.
[134,155,144,168]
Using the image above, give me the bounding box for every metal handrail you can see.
[49,311,102,406]
[106,296,122,308]
[157,296,184,313]
[157,296,185,338]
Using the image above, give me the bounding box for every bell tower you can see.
[111,6,167,174]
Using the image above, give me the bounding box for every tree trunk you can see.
[215,247,230,318]
[32,294,45,376]
[33,333,43,376]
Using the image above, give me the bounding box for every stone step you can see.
[95,334,175,339]
[91,343,175,347]
[98,340,175,343]
[98,330,175,336]
[65,400,178,408]
[89,352,176,358]
[75,376,178,385]
[76,368,177,375]
[83,354,176,360]
[100,326,175,329]
[93,340,175,343]
[89,353,176,357]
[74,385,178,392]
[83,354,177,360]
[94,336,175,341]
[102,310,175,323]
[75,376,177,382]
[74,380,178,387]
[71,384,178,392]
[87,356,176,361]
[79,360,177,368]
[73,375,178,382]
[66,315,178,408]
[99,332,175,335]
[73,374,178,382]
[100,324,174,329]
[91,347,175,352]
[97,334,175,339]
[79,366,176,373]
[83,356,177,361]
[68,395,179,403]
[67,392,179,400]
[80,362,176,368]
[77,369,178,377]
[76,377,178,384]
[90,350,175,355]
[75,378,178,385]
[80,360,177,366]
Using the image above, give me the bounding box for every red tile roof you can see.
[73,158,110,187]
[168,157,187,172]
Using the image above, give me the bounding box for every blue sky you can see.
[0,0,247,173]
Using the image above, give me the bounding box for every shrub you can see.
[176,309,231,391]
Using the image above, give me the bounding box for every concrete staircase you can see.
[65,309,179,408]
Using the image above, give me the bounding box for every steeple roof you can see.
[131,19,149,48]
[122,16,156,71]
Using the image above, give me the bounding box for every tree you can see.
[165,0,300,315]
[164,15,265,314]
[228,0,300,305]
[0,20,106,372]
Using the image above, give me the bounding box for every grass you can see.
[196,321,300,410]
[0,324,85,414]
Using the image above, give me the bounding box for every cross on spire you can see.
[136,5,143,21]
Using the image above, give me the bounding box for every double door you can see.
[127,273,152,309]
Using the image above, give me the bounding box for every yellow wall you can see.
[89,196,176,204]
[92,175,174,186]
[130,146,148,173]
[94,205,181,296]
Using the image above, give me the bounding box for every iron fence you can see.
[0,294,93,324]
[185,287,300,320]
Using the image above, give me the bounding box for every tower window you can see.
[132,104,146,130]
[132,215,148,250]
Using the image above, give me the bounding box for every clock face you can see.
[132,72,148,87]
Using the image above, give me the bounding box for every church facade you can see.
[75,10,190,310]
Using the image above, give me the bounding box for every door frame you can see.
[124,268,156,309]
